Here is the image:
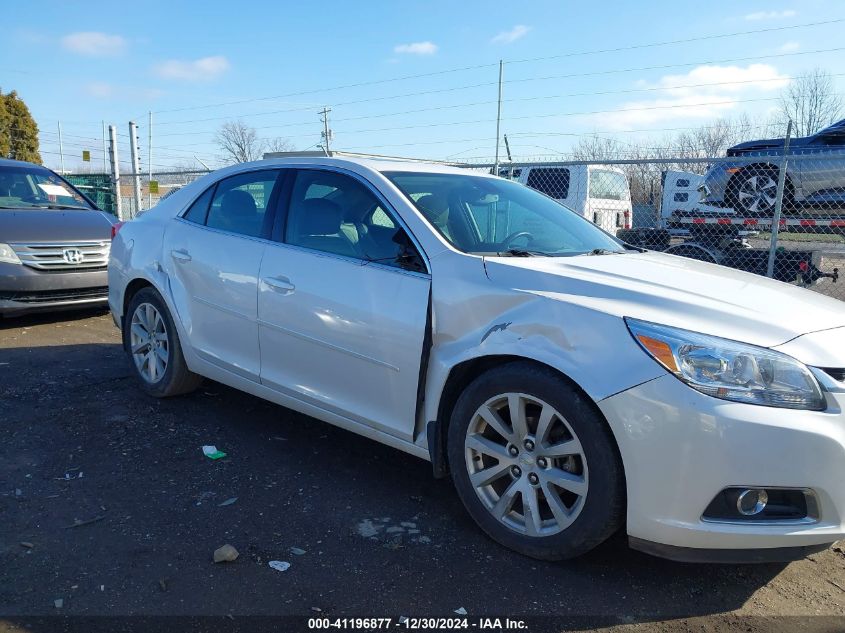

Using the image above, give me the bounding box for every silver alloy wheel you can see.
[737,174,777,213]
[464,393,588,537]
[129,302,169,384]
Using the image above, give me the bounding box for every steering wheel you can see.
[501,231,534,250]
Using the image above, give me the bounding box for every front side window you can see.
[0,165,94,210]
[205,170,279,238]
[588,170,630,201]
[284,170,417,269]
[386,171,626,257]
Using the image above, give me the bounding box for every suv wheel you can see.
[124,287,202,397]
[448,362,625,560]
[729,167,792,215]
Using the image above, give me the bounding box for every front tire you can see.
[448,362,625,560]
[123,287,202,398]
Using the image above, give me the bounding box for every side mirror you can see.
[392,230,426,273]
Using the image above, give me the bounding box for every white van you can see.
[500,164,632,233]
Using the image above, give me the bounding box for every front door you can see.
[257,168,430,440]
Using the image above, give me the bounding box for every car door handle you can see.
[171,249,192,263]
[263,276,295,294]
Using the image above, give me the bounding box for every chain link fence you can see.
[84,149,844,302]
[463,153,844,302]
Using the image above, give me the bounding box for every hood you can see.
[0,209,115,243]
[483,250,845,351]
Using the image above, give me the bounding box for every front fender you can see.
[421,254,665,441]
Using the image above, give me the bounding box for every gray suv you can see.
[700,119,845,214]
[0,158,115,317]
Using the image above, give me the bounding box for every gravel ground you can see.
[2,310,845,632]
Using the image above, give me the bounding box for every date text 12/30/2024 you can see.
[307,617,528,630]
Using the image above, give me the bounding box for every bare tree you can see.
[778,68,843,137]
[215,120,263,163]
[265,137,295,153]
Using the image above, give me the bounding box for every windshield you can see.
[385,171,626,256]
[0,165,95,210]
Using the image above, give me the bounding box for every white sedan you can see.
[109,157,845,562]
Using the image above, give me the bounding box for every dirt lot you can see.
[2,310,845,632]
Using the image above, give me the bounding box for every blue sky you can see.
[4,0,844,171]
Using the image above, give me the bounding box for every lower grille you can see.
[0,286,108,304]
[10,241,110,271]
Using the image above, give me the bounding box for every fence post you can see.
[766,120,793,279]
[108,124,123,221]
[128,121,143,218]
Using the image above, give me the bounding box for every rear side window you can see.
[183,187,215,224]
[526,168,570,199]
[205,170,279,238]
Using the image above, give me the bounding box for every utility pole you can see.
[108,124,123,221]
[57,121,65,174]
[320,107,332,156]
[493,60,504,177]
[128,121,143,217]
[503,133,513,178]
[148,111,153,209]
[766,119,793,279]
[101,121,107,172]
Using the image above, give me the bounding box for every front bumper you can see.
[599,373,845,558]
[0,262,108,316]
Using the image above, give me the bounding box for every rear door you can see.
[586,168,631,232]
[163,169,283,381]
[257,168,431,440]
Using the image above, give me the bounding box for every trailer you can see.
[620,212,840,287]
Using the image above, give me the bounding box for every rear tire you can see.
[447,362,625,560]
[123,287,202,398]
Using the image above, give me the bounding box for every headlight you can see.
[626,318,825,411]
[0,243,21,264]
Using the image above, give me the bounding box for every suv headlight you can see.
[0,243,21,264]
[626,318,825,411]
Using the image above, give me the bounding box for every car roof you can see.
[0,158,50,169]
[231,155,492,177]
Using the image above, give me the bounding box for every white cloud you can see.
[153,56,230,81]
[744,9,796,20]
[594,64,789,129]
[61,31,127,56]
[393,41,438,55]
[491,25,531,44]
[779,40,800,52]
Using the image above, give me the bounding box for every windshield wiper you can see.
[36,204,92,210]
[498,248,550,257]
[589,248,625,256]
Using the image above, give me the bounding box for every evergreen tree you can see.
[3,91,40,163]
[0,91,10,158]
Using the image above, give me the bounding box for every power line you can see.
[146,17,844,117]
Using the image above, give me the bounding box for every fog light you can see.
[737,489,768,516]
